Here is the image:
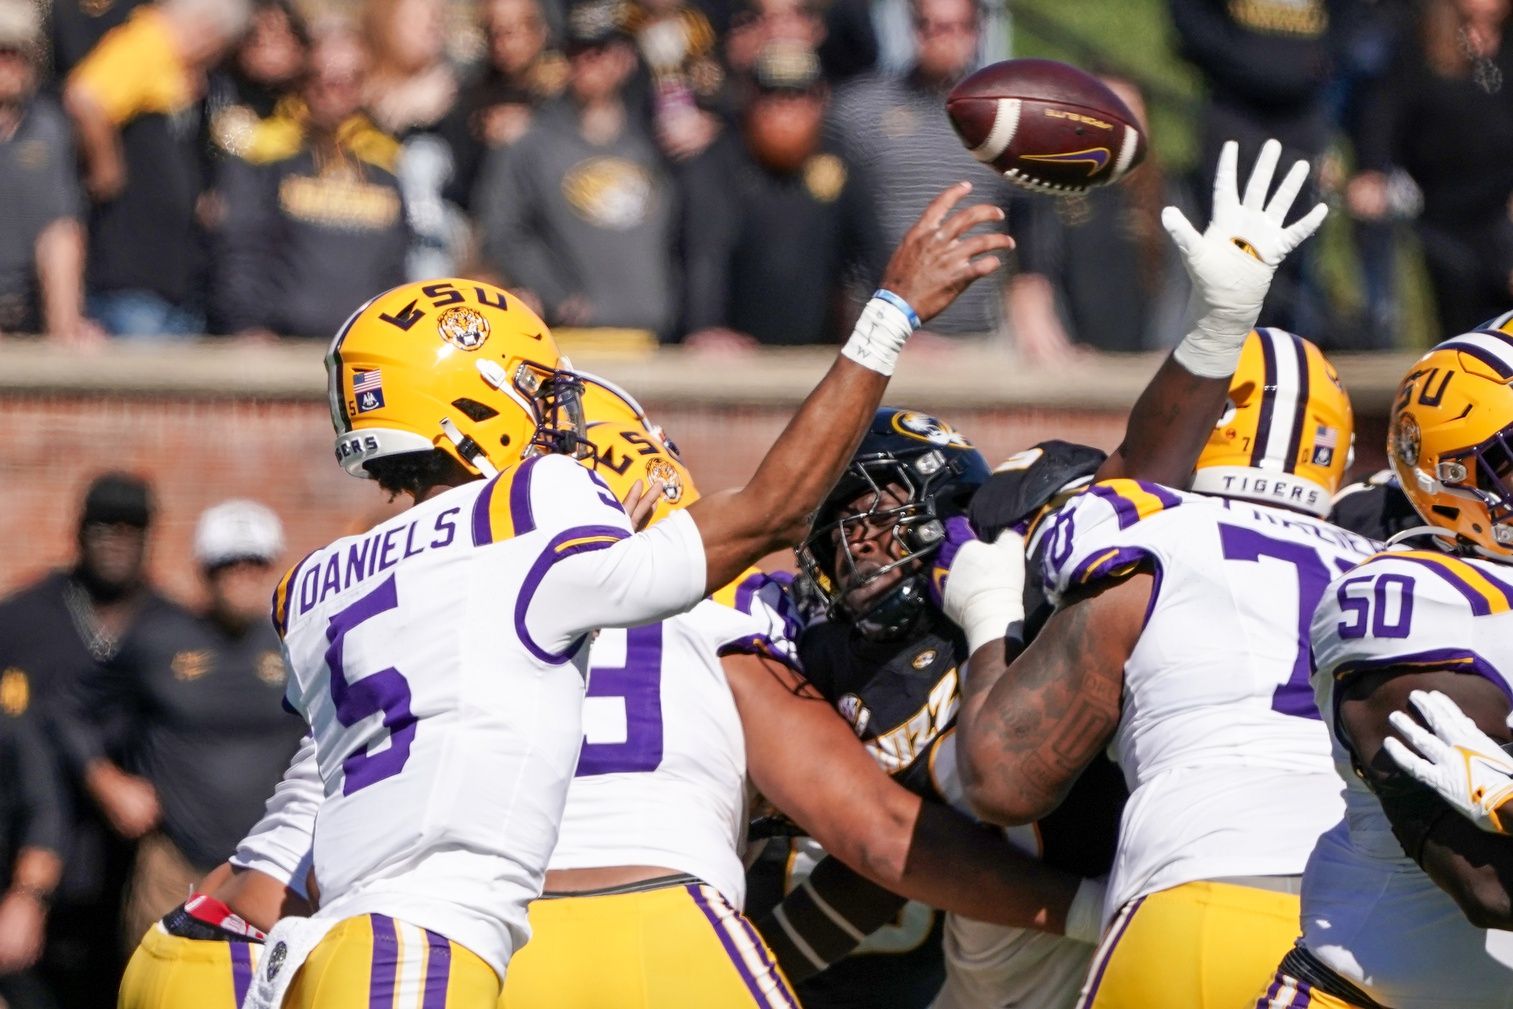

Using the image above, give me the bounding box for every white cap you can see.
[194,500,285,569]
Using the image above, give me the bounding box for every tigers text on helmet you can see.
[326,279,588,480]
[1388,329,1513,558]
[1191,327,1353,518]
[798,408,990,640]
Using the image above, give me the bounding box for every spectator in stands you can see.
[725,0,828,83]
[1353,0,1513,337]
[364,0,468,277]
[64,0,251,339]
[0,1,96,345]
[1008,75,1184,354]
[682,42,874,347]
[206,0,310,163]
[58,500,303,952]
[825,0,1020,344]
[48,0,148,83]
[0,474,161,1008]
[214,20,409,339]
[1168,0,1330,336]
[477,0,679,336]
[0,697,67,1009]
[439,0,566,215]
[624,0,726,160]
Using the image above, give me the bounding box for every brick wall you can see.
[0,394,1141,606]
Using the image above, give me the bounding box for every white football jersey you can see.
[1040,479,1370,924]
[549,569,801,907]
[1305,548,1513,1008]
[272,453,705,976]
[229,735,321,897]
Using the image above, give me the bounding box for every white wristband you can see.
[841,293,916,376]
[1064,876,1107,945]
[1172,324,1248,379]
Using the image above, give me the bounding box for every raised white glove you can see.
[1163,138,1328,378]
[936,528,1027,658]
[1383,689,1513,834]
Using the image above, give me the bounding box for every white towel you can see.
[240,914,341,1009]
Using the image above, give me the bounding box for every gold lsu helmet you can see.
[1191,327,1353,517]
[327,279,587,480]
[1389,327,1513,557]
[577,371,682,458]
[580,417,700,528]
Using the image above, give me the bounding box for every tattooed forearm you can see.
[959,573,1147,826]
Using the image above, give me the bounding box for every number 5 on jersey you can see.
[325,575,418,794]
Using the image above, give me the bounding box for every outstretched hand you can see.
[881,182,1015,325]
[1161,138,1328,378]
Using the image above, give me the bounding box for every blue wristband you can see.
[872,289,920,331]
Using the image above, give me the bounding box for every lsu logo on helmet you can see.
[1191,328,1353,517]
[325,279,587,480]
[1388,328,1513,556]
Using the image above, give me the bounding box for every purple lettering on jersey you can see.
[297,564,320,615]
[1337,573,1415,640]
[401,521,424,560]
[345,538,371,588]
[514,525,630,664]
[432,507,459,548]
[318,553,341,605]
[1219,524,1335,720]
[576,623,665,776]
[585,468,624,513]
[377,527,402,573]
[325,575,417,794]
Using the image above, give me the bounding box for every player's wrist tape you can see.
[1173,324,1249,379]
[842,293,917,376]
[1064,877,1106,945]
[871,289,921,329]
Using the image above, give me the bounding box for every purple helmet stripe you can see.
[1281,333,1311,474]
[1251,329,1282,468]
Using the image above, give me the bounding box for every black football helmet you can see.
[798,408,990,640]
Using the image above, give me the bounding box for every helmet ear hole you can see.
[451,398,499,422]
[1432,504,1460,522]
[499,434,511,447]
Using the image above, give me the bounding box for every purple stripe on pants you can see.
[369,914,400,1009]
[1287,979,1313,1009]
[423,929,452,1009]
[230,941,252,1005]
[686,885,796,1009]
[1076,895,1146,1009]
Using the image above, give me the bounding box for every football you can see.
[946,59,1147,194]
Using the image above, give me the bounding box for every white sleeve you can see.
[228,735,320,897]
[519,508,708,662]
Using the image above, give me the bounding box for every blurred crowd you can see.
[0,475,301,1009]
[0,0,1509,356]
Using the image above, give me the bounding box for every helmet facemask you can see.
[798,452,957,641]
[1429,421,1513,553]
